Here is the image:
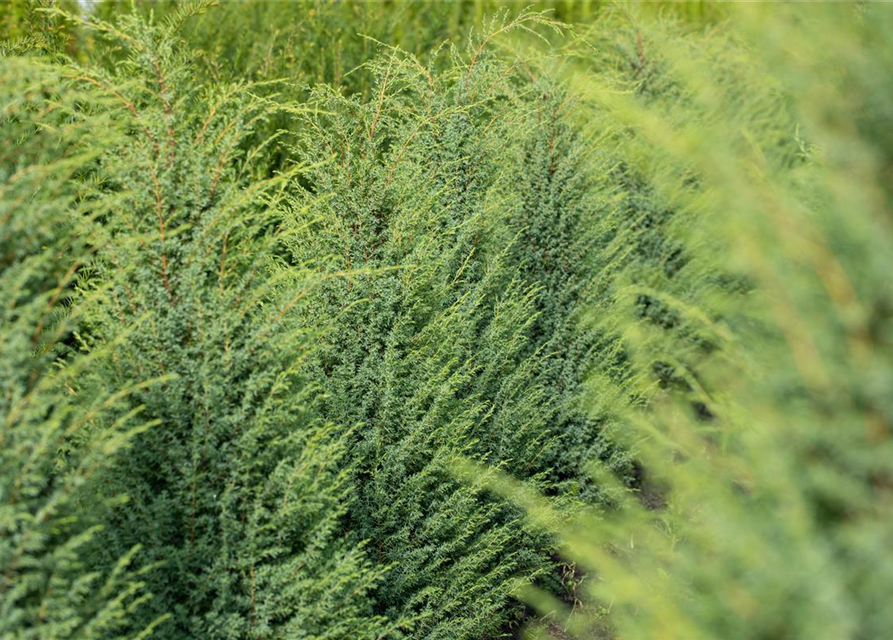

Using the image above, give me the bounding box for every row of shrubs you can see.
[3,3,892,640]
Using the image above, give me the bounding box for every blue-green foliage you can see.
[504,85,636,501]
[1,6,641,636]
[283,35,565,638]
[0,6,642,638]
[44,12,394,640]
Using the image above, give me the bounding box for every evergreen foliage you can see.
[2,3,891,640]
[87,0,720,92]
[0,56,157,640]
[476,5,893,640]
[503,84,636,501]
[51,12,394,640]
[282,21,576,637]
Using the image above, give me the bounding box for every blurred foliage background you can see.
[473,4,893,640]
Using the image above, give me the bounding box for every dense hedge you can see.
[2,3,891,640]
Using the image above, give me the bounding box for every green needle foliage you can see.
[48,11,396,640]
[475,5,893,640]
[281,17,579,638]
[504,83,637,501]
[0,57,159,640]
[91,0,600,96]
[3,3,890,640]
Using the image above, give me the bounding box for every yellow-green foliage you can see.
[476,5,893,640]
[0,55,163,640]
[2,3,890,640]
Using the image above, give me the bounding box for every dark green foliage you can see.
[282,31,568,638]
[504,86,636,500]
[41,12,393,640]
